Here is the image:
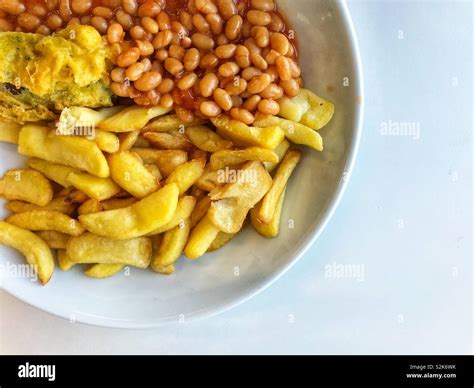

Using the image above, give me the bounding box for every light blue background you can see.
[1,0,472,354]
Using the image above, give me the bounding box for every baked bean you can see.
[29,3,48,17]
[181,36,192,48]
[153,48,168,62]
[243,94,261,111]
[215,44,237,59]
[91,16,108,34]
[107,23,124,44]
[141,16,158,33]
[122,0,138,16]
[219,76,234,89]
[206,13,223,35]
[258,99,280,115]
[67,17,80,26]
[80,15,91,24]
[236,1,246,14]
[160,93,174,108]
[134,96,152,106]
[103,0,121,7]
[17,12,40,31]
[287,42,295,58]
[265,49,280,65]
[47,14,63,30]
[275,56,291,81]
[176,107,195,123]
[152,30,173,49]
[200,53,219,69]
[225,14,243,40]
[251,26,270,48]
[215,33,228,46]
[46,0,59,12]
[140,58,152,72]
[235,45,251,68]
[260,83,283,99]
[289,58,302,77]
[125,62,145,81]
[147,89,161,105]
[231,95,243,107]
[117,47,140,67]
[59,0,72,21]
[183,48,200,71]
[200,73,219,97]
[279,79,299,97]
[116,9,133,30]
[0,18,13,31]
[0,0,25,15]
[136,40,154,56]
[247,73,272,94]
[251,0,275,12]
[191,33,215,50]
[127,84,141,99]
[192,13,210,33]
[268,12,284,31]
[158,78,174,94]
[218,62,239,78]
[137,1,161,17]
[230,108,255,125]
[93,6,113,19]
[266,65,279,82]
[200,101,222,117]
[250,52,268,70]
[35,25,51,35]
[178,73,198,90]
[213,88,233,111]
[128,25,144,39]
[164,57,184,76]
[242,66,262,81]
[246,10,271,26]
[179,10,193,31]
[111,81,130,97]
[244,38,262,54]
[168,44,184,60]
[225,77,247,96]
[270,32,290,55]
[134,71,162,91]
[217,0,237,20]
[196,0,218,14]
[157,11,171,30]
[241,19,252,38]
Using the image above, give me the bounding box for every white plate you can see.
[0,0,363,328]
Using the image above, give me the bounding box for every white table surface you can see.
[1,0,472,355]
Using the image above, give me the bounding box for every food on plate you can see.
[0,26,112,123]
[0,0,335,284]
[0,221,54,284]
[67,232,152,268]
[0,169,53,206]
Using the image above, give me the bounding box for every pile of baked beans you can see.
[0,0,302,124]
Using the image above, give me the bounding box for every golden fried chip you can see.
[258,150,301,224]
[108,151,159,198]
[67,233,152,268]
[6,210,85,236]
[67,172,121,201]
[27,158,81,188]
[0,221,54,284]
[0,169,53,206]
[18,125,110,178]
[211,115,284,150]
[98,106,172,132]
[78,183,179,239]
[151,218,190,273]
